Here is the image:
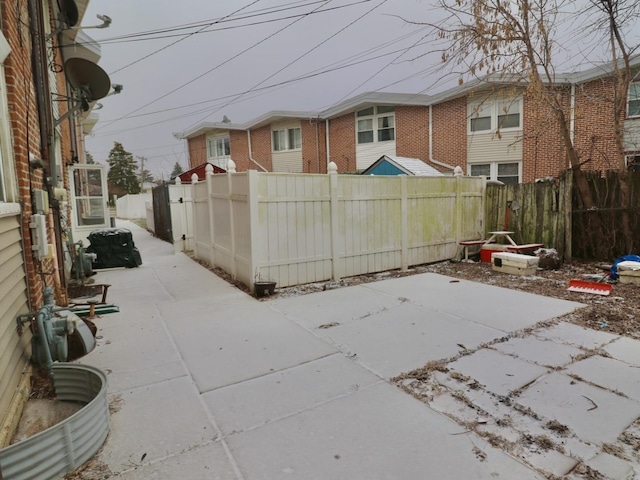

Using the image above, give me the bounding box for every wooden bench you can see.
[459,240,486,261]
[506,243,544,255]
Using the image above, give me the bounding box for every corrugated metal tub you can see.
[0,363,109,480]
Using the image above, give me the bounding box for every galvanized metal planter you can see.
[0,364,109,480]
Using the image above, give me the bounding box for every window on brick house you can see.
[469,98,521,133]
[1,32,15,203]
[627,155,640,172]
[207,137,230,159]
[470,162,520,184]
[356,106,395,144]
[628,83,640,118]
[272,127,301,151]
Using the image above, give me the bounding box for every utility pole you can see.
[138,156,146,190]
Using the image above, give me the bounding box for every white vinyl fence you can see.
[168,180,194,253]
[181,164,484,292]
[115,193,152,219]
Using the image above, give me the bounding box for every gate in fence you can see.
[152,183,172,243]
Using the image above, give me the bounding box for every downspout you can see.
[314,117,320,173]
[325,119,331,170]
[247,130,268,172]
[429,105,456,172]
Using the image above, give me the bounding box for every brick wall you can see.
[328,113,356,172]
[249,125,273,171]
[188,134,206,169]
[573,78,619,171]
[432,97,467,171]
[2,0,48,306]
[301,118,326,173]
[395,106,429,162]
[229,130,249,170]
[521,89,568,182]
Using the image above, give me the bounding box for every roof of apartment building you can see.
[177,54,640,141]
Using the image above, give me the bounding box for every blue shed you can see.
[361,155,444,176]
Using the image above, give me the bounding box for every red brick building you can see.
[180,58,640,183]
[0,0,116,444]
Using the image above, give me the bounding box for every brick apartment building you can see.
[179,57,640,184]
[0,0,115,446]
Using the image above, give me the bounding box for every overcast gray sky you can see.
[79,0,632,180]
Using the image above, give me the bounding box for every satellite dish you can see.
[57,0,79,27]
[64,58,111,101]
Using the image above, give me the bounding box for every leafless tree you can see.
[422,0,639,253]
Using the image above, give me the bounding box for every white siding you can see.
[271,120,303,172]
[272,150,302,172]
[0,211,30,430]
[356,140,396,171]
[467,131,522,164]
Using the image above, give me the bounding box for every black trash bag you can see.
[86,228,143,269]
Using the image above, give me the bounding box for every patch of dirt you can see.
[29,367,55,400]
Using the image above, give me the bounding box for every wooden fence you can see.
[486,170,640,261]
[190,168,485,291]
[485,174,572,260]
[572,171,640,259]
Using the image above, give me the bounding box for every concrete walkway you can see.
[76,221,617,479]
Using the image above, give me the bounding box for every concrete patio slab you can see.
[585,452,635,480]
[74,222,626,480]
[305,301,502,378]
[359,274,585,332]
[114,442,238,480]
[163,304,337,393]
[270,285,405,330]
[492,336,584,368]
[226,381,542,480]
[533,321,620,349]
[567,355,640,402]
[604,337,640,366]
[448,348,549,397]
[203,353,382,436]
[517,372,640,444]
[97,376,218,475]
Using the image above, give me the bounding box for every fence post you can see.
[191,173,199,259]
[328,162,341,282]
[454,170,463,245]
[205,164,215,265]
[400,175,408,271]
[227,159,237,279]
[563,170,573,262]
[248,170,260,291]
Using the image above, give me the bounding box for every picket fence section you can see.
[183,166,484,291]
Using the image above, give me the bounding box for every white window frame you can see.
[272,127,301,152]
[0,30,17,205]
[207,135,230,160]
[628,83,640,118]
[468,98,522,134]
[469,161,521,184]
[356,106,395,144]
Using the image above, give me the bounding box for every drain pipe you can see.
[325,119,331,171]
[247,130,268,172]
[429,105,456,172]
